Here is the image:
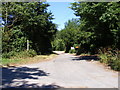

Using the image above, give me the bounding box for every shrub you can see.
[69,49,76,53]
[99,53,108,64]
[99,48,120,71]
[2,51,15,58]
[2,49,37,59]
[14,50,37,58]
[27,49,37,57]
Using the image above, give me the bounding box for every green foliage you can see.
[27,49,37,57]
[2,2,57,54]
[2,27,27,53]
[71,2,120,54]
[99,48,120,71]
[57,18,80,53]
[2,58,21,66]
[69,49,76,54]
[2,51,15,58]
[2,49,37,59]
[52,39,65,51]
[14,50,37,58]
[99,54,108,64]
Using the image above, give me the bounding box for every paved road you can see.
[2,52,118,88]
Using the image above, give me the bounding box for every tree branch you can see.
[7,17,18,28]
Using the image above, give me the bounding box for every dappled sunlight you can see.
[2,66,50,88]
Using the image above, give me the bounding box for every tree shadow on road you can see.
[71,55,100,61]
[2,82,61,89]
[2,66,55,88]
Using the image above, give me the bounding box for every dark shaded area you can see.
[65,45,71,53]
[72,55,100,61]
[2,67,50,88]
[40,84,60,88]
[1,83,60,89]
[1,88,118,90]
[31,37,53,55]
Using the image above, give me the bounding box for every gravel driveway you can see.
[2,51,118,88]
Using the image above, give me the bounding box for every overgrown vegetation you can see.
[2,50,37,59]
[99,48,120,71]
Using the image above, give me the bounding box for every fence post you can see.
[27,40,29,51]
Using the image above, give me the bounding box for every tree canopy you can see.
[2,2,57,54]
[53,2,120,54]
[71,2,120,54]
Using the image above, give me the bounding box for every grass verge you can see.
[2,53,57,67]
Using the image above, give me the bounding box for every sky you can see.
[47,2,79,30]
[47,0,75,2]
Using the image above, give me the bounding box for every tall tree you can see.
[71,2,120,54]
[2,2,57,54]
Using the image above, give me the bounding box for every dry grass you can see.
[2,54,58,67]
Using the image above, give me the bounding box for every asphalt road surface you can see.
[2,51,118,88]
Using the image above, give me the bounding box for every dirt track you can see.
[2,51,118,88]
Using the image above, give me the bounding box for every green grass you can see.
[2,54,57,66]
[2,58,21,66]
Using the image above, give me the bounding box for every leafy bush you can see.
[27,49,37,57]
[2,51,15,58]
[99,53,108,64]
[69,49,76,53]
[14,50,37,58]
[2,28,27,53]
[99,48,120,71]
[2,50,37,59]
